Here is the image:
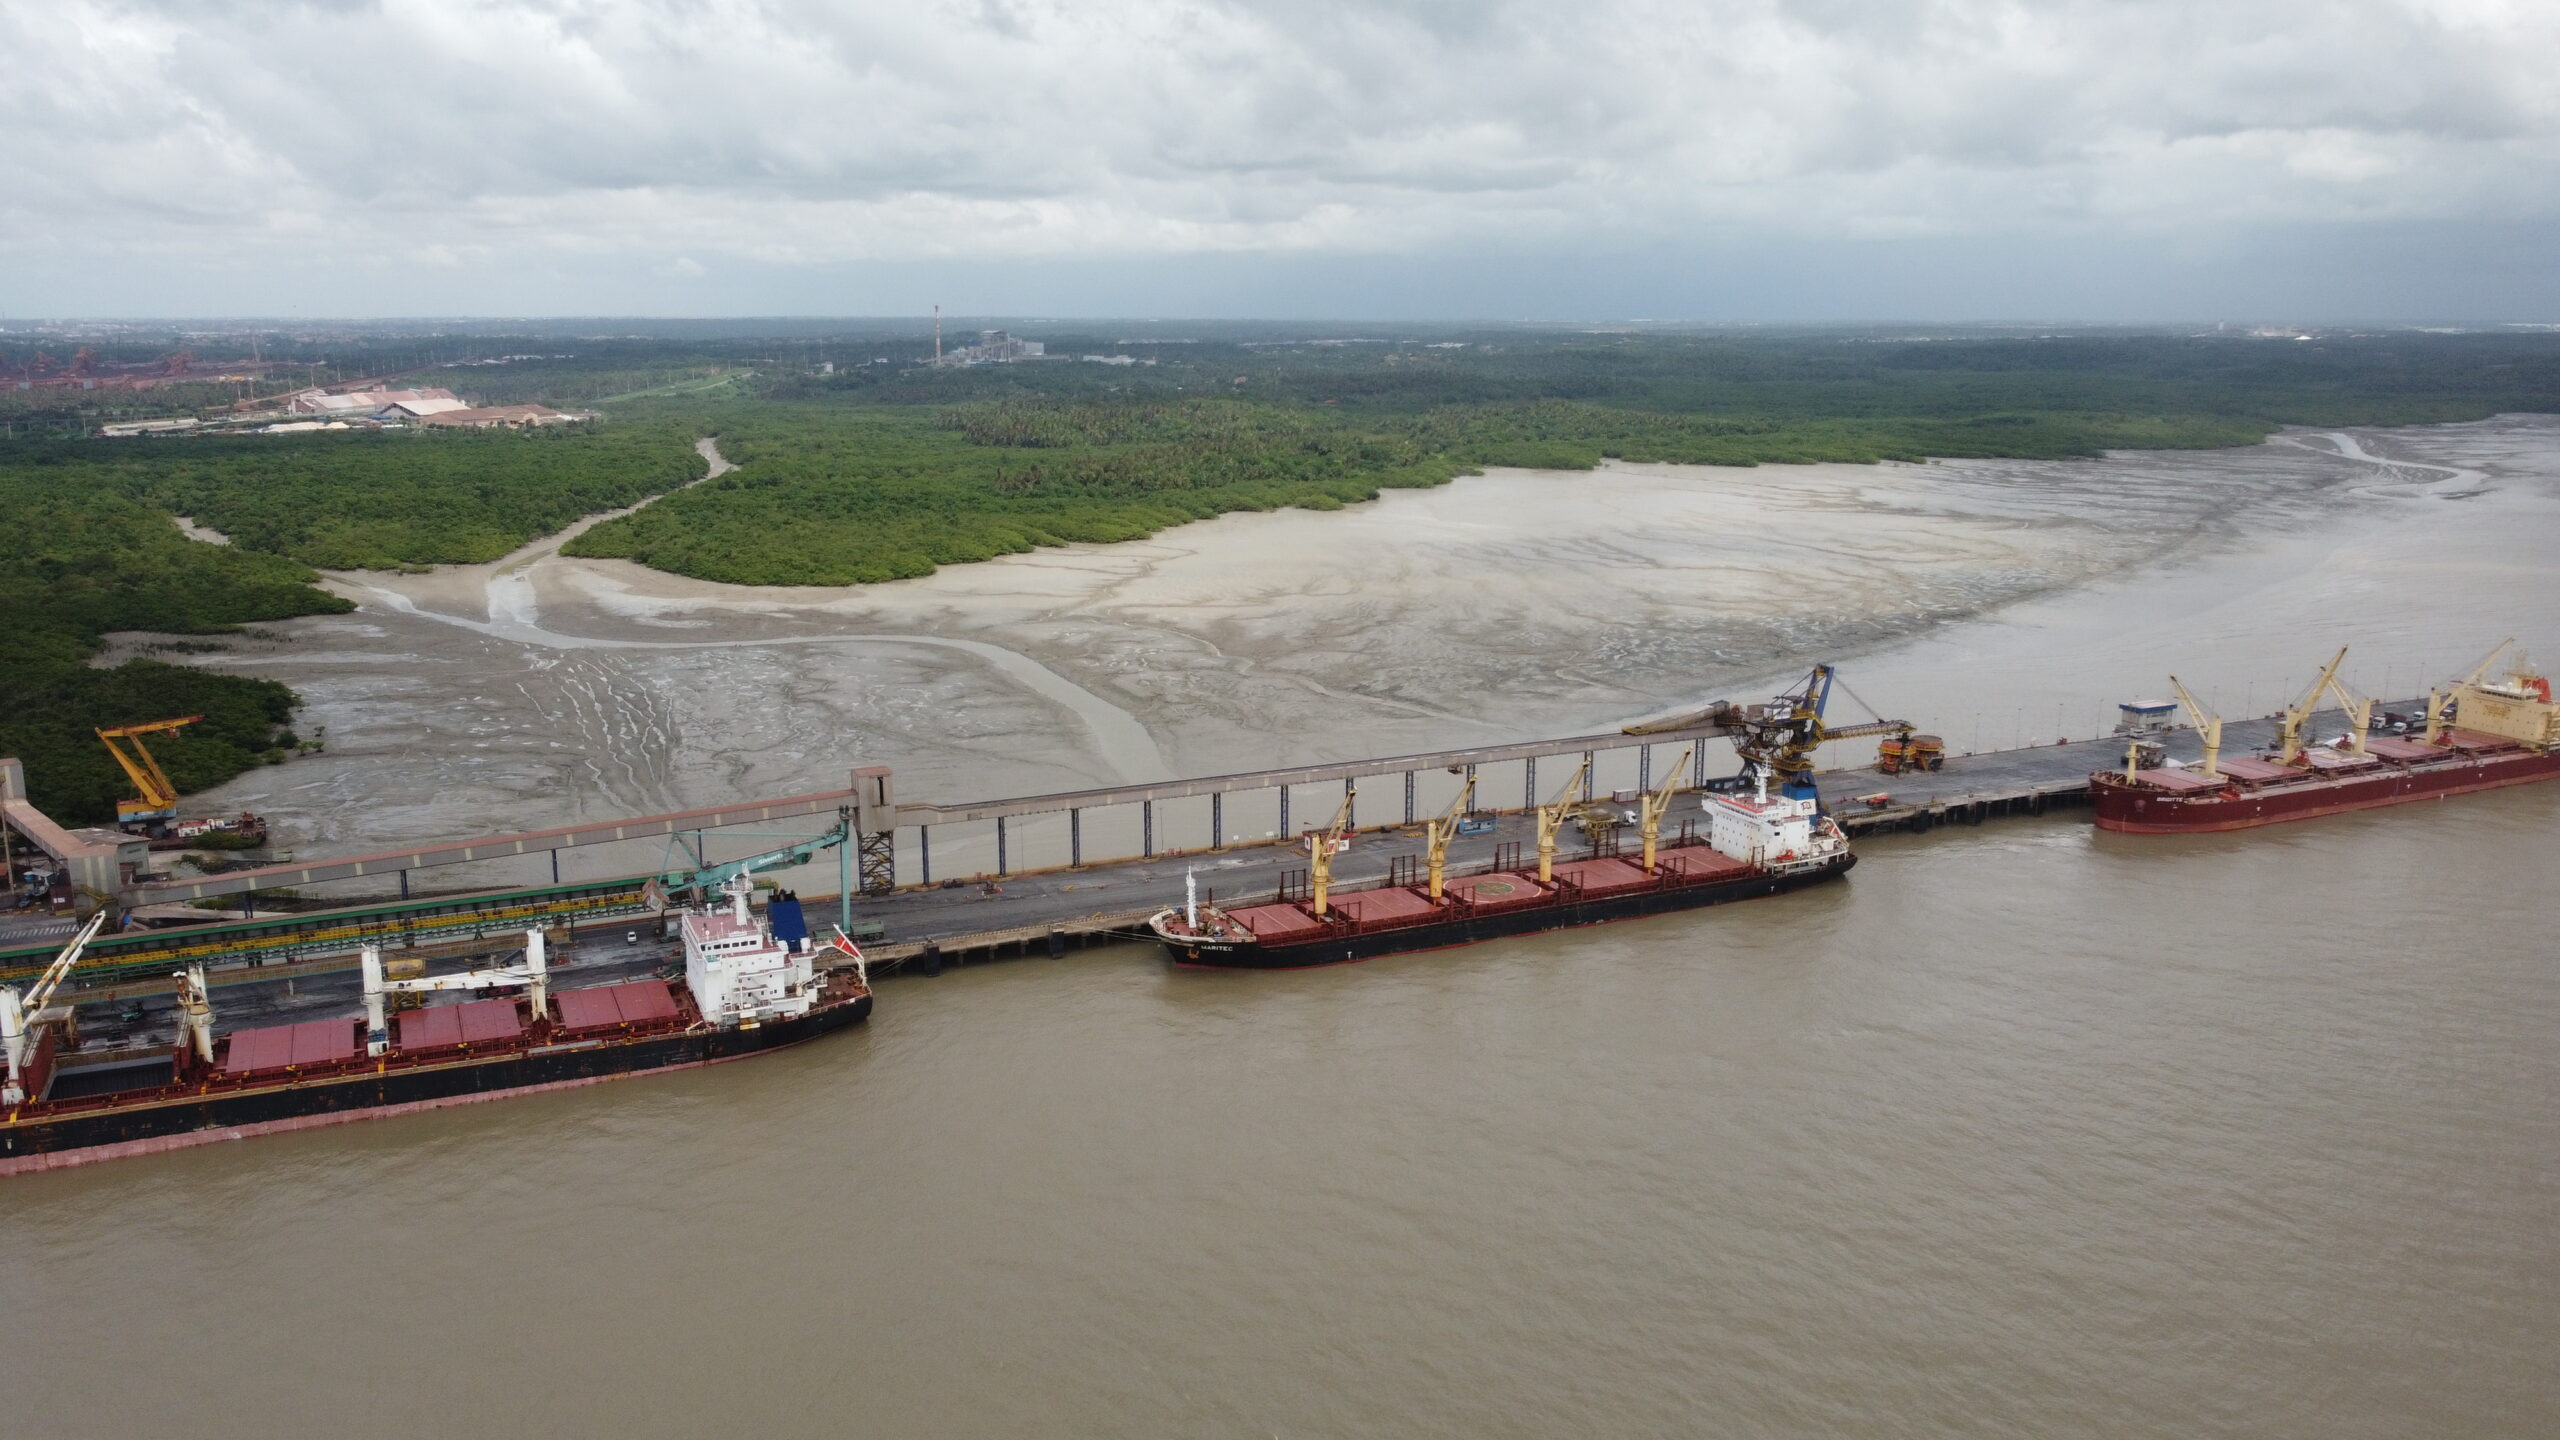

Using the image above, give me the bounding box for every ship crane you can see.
[1,912,107,1105]
[2278,647,2351,763]
[2428,637,2516,743]
[1624,664,1908,803]
[2166,676,2223,778]
[1533,758,1593,885]
[97,716,203,831]
[360,929,553,1058]
[1307,786,1357,918]
[2318,671,2378,755]
[1636,746,1695,872]
[1421,773,1480,902]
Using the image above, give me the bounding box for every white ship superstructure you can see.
[1702,781,1849,874]
[681,875,821,1025]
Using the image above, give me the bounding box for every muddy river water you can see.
[6,417,2558,1437]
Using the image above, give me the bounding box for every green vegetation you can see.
[0,424,705,821]
[6,323,2557,822]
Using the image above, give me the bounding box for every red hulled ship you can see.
[2091,641,2559,834]
[1,878,871,1175]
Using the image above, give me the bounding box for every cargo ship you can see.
[1149,759,1853,968]
[0,877,871,1175]
[2091,641,2559,834]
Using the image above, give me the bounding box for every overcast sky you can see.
[9,0,2557,321]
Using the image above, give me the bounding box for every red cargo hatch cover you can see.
[1551,857,1651,895]
[2216,756,2295,782]
[221,1024,297,1075]
[1327,887,1438,925]
[1447,872,1547,909]
[555,981,679,1031]
[397,1006,463,1051]
[1226,903,1327,943]
[2130,767,2225,792]
[1657,848,1753,879]
[608,981,679,1023]
[287,1019,356,1067]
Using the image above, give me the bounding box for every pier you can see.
[6,695,2398,991]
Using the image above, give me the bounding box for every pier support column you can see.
[1143,801,1155,858]
[1209,794,1221,850]
[1070,810,1082,867]
[839,813,853,933]
[852,766,897,895]
[1693,747,1707,787]
[1404,771,1416,823]
[1279,785,1290,839]
[1639,745,1652,792]
[919,826,932,885]
[1525,756,1537,809]
[1344,780,1355,830]
[996,817,1009,877]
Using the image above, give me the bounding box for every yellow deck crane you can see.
[97,715,203,831]
[1635,746,1695,872]
[2277,648,2350,763]
[2318,670,2377,755]
[2,910,107,1105]
[2428,637,2516,743]
[1532,758,1592,885]
[2165,676,2223,779]
[1420,772,1480,903]
[1307,785,1357,918]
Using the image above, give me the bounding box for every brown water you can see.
[10,419,2560,1437]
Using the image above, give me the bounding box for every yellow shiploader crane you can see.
[2277,648,2350,763]
[1533,758,1592,885]
[1421,773,1480,902]
[1306,785,1357,918]
[2166,675,2223,779]
[97,715,203,828]
[1636,746,1695,872]
[1624,665,1908,800]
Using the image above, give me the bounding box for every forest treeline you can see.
[1,425,705,821]
[10,328,2558,822]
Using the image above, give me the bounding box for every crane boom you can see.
[2166,675,2222,778]
[2279,647,2350,763]
[1533,759,1592,885]
[1422,773,1480,902]
[1636,746,1695,872]
[1308,786,1357,918]
[97,716,202,820]
[2,911,108,1103]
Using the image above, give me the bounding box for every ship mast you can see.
[2167,675,2222,778]
[1533,758,1592,885]
[1307,785,1356,918]
[2278,647,2349,763]
[1636,746,1696,872]
[1422,772,1479,901]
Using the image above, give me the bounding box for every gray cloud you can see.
[6,0,2556,315]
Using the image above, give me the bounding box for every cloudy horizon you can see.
[10,1,2558,321]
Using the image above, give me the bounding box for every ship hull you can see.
[2091,747,2560,833]
[1157,856,1853,969]
[1,993,871,1176]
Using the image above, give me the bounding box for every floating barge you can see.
[0,881,871,1175]
[2091,642,2558,834]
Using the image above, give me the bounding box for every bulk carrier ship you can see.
[2091,641,2560,834]
[1149,752,1853,968]
[0,876,871,1175]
